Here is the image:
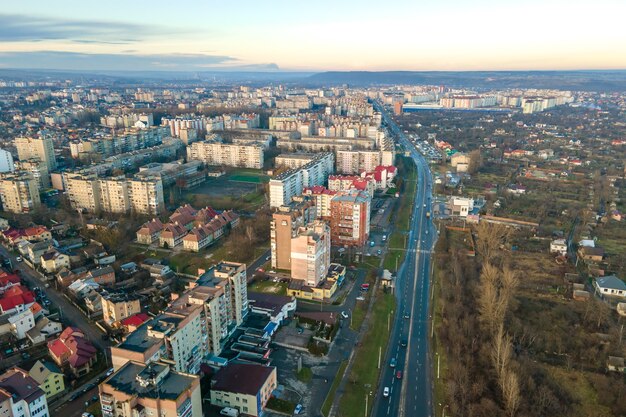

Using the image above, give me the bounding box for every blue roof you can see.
[264,321,278,335]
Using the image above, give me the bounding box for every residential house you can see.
[40,249,70,274]
[550,239,568,256]
[101,293,142,327]
[159,222,187,248]
[594,275,626,300]
[28,360,65,400]
[47,327,97,376]
[0,285,35,315]
[578,246,605,262]
[88,266,115,286]
[0,367,50,417]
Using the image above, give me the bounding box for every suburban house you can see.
[29,360,66,400]
[40,249,71,274]
[607,356,626,373]
[210,363,277,417]
[594,275,626,300]
[578,246,605,262]
[47,327,97,376]
[0,367,49,417]
[87,266,115,286]
[550,239,568,256]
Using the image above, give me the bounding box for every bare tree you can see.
[502,368,521,417]
[475,222,511,263]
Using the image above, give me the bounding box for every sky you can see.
[1,0,625,72]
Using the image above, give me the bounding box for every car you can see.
[106,368,115,376]
[269,270,276,274]
[297,328,303,334]
[390,357,397,368]
[81,413,94,417]
[256,268,265,273]
[92,395,99,403]
[356,296,365,301]
[341,311,349,319]
[404,312,410,319]
[383,387,390,397]
[396,370,403,379]
[15,256,22,262]
[294,404,303,414]
[69,392,81,401]
[400,339,408,347]
[265,256,271,261]
[426,230,429,235]
[377,249,382,255]
[423,204,426,208]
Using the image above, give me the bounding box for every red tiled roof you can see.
[121,313,150,327]
[47,327,96,369]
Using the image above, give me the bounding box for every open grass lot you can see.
[249,280,288,296]
[594,219,626,276]
[338,290,395,417]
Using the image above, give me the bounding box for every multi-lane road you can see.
[372,102,436,417]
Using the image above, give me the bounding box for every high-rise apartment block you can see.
[0,172,41,213]
[271,198,317,270]
[269,152,334,208]
[14,159,50,189]
[0,149,14,173]
[330,190,371,246]
[15,136,57,172]
[290,221,331,286]
[65,174,164,215]
[336,150,381,174]
[187,136,264,169]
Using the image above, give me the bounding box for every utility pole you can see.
[378,346,381,369]
[437,354,441,379]
[365,394,368,417]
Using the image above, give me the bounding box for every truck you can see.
[220,408,240,417]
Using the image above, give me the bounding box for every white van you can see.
[220,407,240,417]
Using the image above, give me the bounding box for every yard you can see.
[248,280,288,296]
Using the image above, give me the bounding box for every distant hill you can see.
[305,70,626,91]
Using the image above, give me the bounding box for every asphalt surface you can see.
[372,102,436,417]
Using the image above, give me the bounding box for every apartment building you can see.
[330,190,371,247]
[187,137,264,169]
[99,361,202,417]
[15,136,57,171]
[0,367,49,417]
[66,174,164,215]
[203,262,249,326]
[111,307,205,374]
[290,221,331,286]
[14,159,50,189]
[128,178,164,215]
[336,150,381,174]
[0,172,41,213]
[170,284,230,356]
[274,153,318,169]
[269,152,334,208]
[302,186,336,219]
[98,177,129,214]
[0,149,14,173]
[101,293,142,326]
[271,198,317,270]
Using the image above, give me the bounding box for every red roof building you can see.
[47,327,97,376]
[0,285,35,314]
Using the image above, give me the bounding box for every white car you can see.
[383,387,390,397]
[356,296,365,301]
[341,311,349,319]
[15,256,22,262]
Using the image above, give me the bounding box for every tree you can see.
[468,149,483,174]
[475,222,511,263]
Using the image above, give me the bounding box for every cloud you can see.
[0,13,164,43]
[0,50,243,71]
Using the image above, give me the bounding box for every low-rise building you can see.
[99,361,202,417]
[47,327,97,376]
[210,363,277,417]
[101,293,142,327]
[594,275,626,300]
[28,361,65,401]
[550,239,568,256]
[0,367,50,417]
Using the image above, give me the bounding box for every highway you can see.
[372,102,436,417]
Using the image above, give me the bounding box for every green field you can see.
[229,174,266,183]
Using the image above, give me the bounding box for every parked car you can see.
[383,387,390,397]
[294,404,303,414]
[15,256,22,262]
[106,368,115,376]
[356,296,365,301]
[341,311,349,319]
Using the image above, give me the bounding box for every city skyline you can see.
[1,0,626,72]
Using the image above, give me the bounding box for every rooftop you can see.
[211,362,275,396]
